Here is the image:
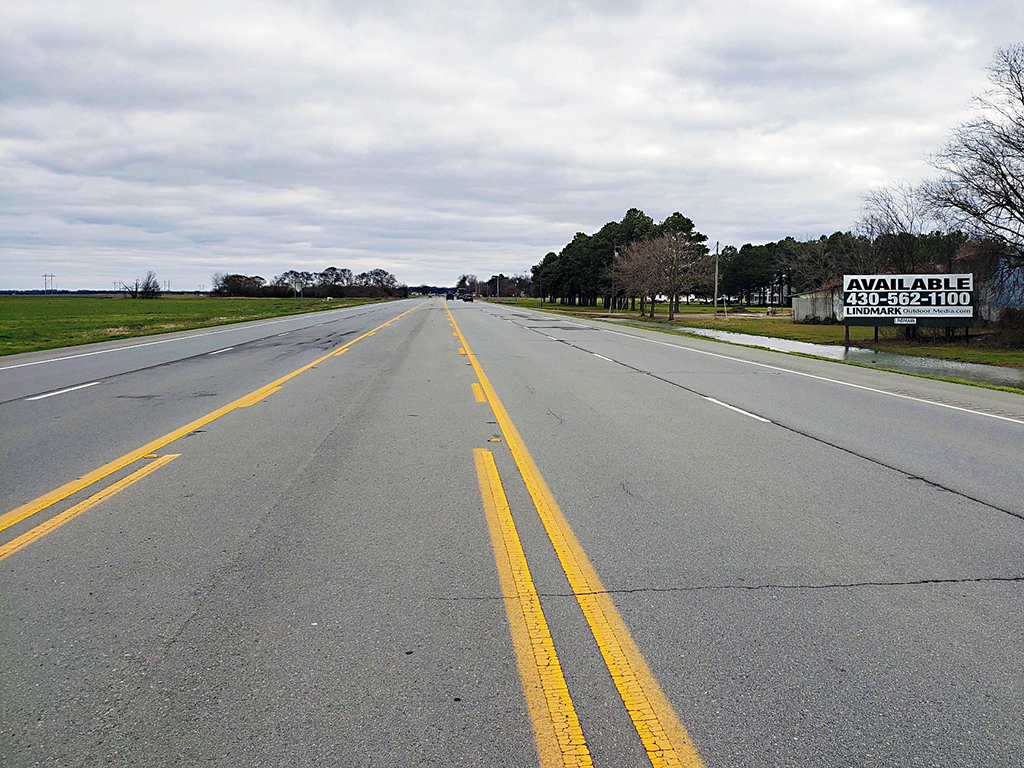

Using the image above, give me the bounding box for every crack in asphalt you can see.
[546,408,565,425]
[572,574,1024,595]
[774,421,1024,522]
[619,481,657,512]
[510,327,1024,524]
[426,574,1024,602]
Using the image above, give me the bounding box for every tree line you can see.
[211,267,405,298]
[455,273,533,297]
[530,44,1024,316]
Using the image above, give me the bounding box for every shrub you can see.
[995,307,1024,348]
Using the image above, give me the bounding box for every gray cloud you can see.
[2,0,1022,290]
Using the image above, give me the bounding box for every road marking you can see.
[474,449,593,768]
[0,455,179,562]
[591,353,613,363]
[0,305,423,537]
[207,347,234,355]
[447,304,705,768]
[24,381,100,401]
[703,397,772,423]
[459,347,466,355]
[600,328,1024,426]
[472,382,486,402]
[0,304,383,371]
[239,386,283,407]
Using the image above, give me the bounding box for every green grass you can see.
[0,294,389,356]
[484,297,1024,370]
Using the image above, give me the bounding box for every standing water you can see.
[662,325,1024,389]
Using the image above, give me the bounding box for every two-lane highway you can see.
[2,298,1023,766]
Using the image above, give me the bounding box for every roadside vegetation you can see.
[211,266,404,298]
[497,46,1024,368]
[0,294,387,356]
[485,297,1024,370]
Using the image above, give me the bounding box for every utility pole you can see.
[611,243,617,312]
[43,274,56,294]
[713,243,719,318]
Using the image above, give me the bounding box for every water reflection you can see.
[670,326,1024,389]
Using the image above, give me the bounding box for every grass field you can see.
[0,294,388,356]
[485,297,1024,370]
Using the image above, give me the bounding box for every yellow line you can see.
[474,449,593,768]
[0,455,179,562]
[0,304,422,535]
[472,382,486,402]
[238,385,282,407]
[448,304,704,768]
[459,347,466,355]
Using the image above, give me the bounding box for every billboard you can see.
[842,274,973,326]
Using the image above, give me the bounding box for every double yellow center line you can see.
[475,448,593,765]
[448,303,704,768]
[0,304,422,560]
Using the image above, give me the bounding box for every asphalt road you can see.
[2,297,1023,767]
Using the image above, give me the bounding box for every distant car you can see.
[446,292,454,300]
[462,294,474,302]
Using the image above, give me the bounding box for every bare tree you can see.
[857,181,943,273]
[121,272,161,299]
[140,271,162,299]
[774,232,876,293]
[858,181,930,239]
[925,44,1024,268]
[658,233,710,319]
[615,240,662,317]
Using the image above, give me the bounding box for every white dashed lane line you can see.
[25,382,101,401]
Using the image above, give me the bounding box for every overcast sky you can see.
[2,1,1022,291]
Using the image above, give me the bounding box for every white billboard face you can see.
[842,274,974,319]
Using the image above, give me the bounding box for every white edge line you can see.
[25,381,100,401]
[704,396,772,423]
[592,353,613,362]
[601,328,1024,427]
[207,347,234,355]
[0,303,380,371]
